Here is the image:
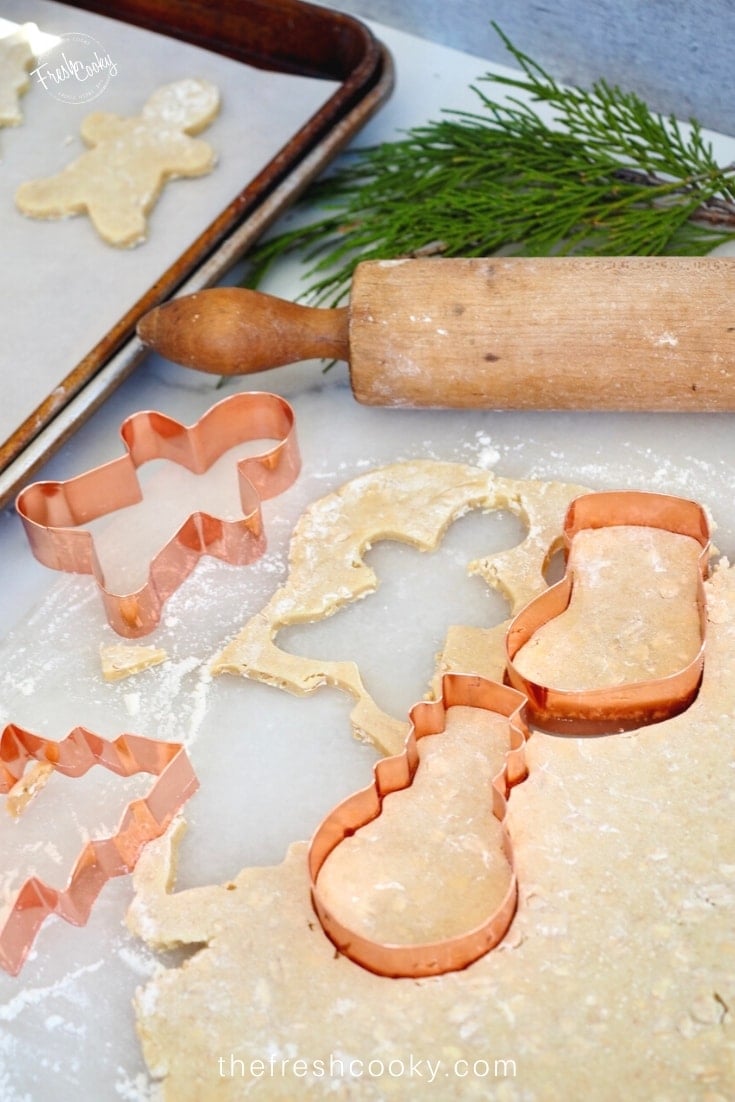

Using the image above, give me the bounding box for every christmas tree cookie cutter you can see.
[308,673,530,978]
[0,723,198,976]
[15,392,300,637]
[505,490,711,733]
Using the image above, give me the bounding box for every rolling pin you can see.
[136,256,735,411]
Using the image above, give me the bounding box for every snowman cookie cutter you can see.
[308,674,530,978]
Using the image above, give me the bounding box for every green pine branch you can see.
[244,23,735,303]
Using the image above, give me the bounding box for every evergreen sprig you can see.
[245,25,735,303]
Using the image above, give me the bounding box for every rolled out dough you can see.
[127,462,734,1100]
[212,461,588,755]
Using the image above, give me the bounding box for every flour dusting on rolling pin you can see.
[137,256,735,410]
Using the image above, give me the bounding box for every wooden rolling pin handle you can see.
[137,287,349,375]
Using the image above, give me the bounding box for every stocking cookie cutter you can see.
[505,490,711,733]
[308,674,530,978]
[15,392,300,637]
[0,723,197,976]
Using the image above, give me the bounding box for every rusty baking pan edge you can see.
[1,0,392,505]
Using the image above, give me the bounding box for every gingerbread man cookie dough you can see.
[16,78,220,246]
[0,24,35,128]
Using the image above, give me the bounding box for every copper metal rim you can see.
[308,674,530,979]
[0,723,198,977]
[15,392,300,637]
[505,490,711,734]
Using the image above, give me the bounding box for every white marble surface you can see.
[1,18,735,1102]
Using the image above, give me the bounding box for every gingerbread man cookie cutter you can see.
[308,674,530,978]
[16,392,300,637]
[0,723,197,976]
[505,490,710,733]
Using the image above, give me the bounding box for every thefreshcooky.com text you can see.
[217,1051,517,1084]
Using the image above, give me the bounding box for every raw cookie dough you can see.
[100,642,168,682]
[213,461,589,755]
[5,760,53,818]
[129,565,735,1101]
[128,466,734,1099]
[315,705,513,946]
[0,25,34,127]
[512,525,704,690]
[15,78,220,246]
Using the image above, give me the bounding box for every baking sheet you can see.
[1,18,735,1102]
[0,0,344,464]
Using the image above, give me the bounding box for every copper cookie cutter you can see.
[0,723,197,976]
[309,491,711,979]
[505,490,711,733]
[308,673,530,979]
[15,392,300,637]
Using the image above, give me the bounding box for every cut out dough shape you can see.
[314,703,516,948]
[15,78,220,246]
[212,460,589,755]
[513,525,704,689]
[0,25,35,127]
[129,557,735,1101]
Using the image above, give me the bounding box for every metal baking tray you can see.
[0,0,392,505]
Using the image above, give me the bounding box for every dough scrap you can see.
[128,465,735,1099]
[100,642,168,682]
[212,460,589,755]
[15,78,220,246]
[0,24,35,127]
[5,760,54,818]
